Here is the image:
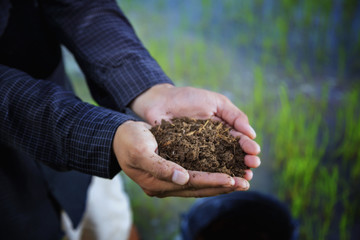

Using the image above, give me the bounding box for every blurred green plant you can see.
[264,83,331,239]
[337,88,360,178]
[335,85,360,239]
[64,1,360,239]
[144,34,231,90]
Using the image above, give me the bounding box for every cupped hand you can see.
[130,83,261,175]
[130,84,257,139]
[113,120,251,198]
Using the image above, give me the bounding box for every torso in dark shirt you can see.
[0,1,91,238]
[0,0,61,79]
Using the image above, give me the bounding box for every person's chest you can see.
[0,0,61,79]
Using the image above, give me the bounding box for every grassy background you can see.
[64,0,360,239]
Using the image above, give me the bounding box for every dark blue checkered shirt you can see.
[0,0,173,178]
[0,0,173,237]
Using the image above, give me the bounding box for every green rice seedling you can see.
[315,167,339,239]
[336,87,360,178]
[248,66,267,146]
[166,35,233,90]
[110,2,359,239]
[270,83,332,239]
[146,39,171,72]
[275,17,289,58]
[334,85,360,239]
[339,188,352,240]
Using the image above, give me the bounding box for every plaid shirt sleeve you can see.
[39,0,174,111]
[1,0,175,178]
[0,65,133,178]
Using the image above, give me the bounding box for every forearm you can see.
[0,65,133,178]
[39,0,173,111]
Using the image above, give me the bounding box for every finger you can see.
[159,177,250,197]
[136,169,249,197]
[234,117,256,139]
[122,168,186,194]
[140,170,237,194]
[216,97,256,139]
[233,177,250,190]
[142,122,155,129]
[210,115,225,124]
[243,169,253,181]
[230,130,261,155]
[137,152,190,185]
[240,135,261,155]
[139,165,250,192]
[157,187,236,198]
[244,155,261,168]
[152,114,173,126]
[187,171,235,187]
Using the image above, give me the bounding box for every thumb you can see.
[172,168,190,185]
[139,152,190,185]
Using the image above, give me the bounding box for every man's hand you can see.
[130,84,257,139]
[130,83,261,178]
[113,121,254,198]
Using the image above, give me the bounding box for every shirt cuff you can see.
[65,104,135,178]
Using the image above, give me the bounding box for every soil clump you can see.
[150,117,248,177]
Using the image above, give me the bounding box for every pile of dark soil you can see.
[150,117,248,178]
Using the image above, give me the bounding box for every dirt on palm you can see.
[150,117,248,178]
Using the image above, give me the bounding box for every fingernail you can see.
[240,180,249,189]
[229,178,235,186]
[249,125,256,139]
[172,170,189,185]
[256,143,261,154]
[224,177,235,187]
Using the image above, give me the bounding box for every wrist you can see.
[112,120,135,163]
[130,83,174,121]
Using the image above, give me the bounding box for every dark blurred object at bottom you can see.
[181,191,298,240]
